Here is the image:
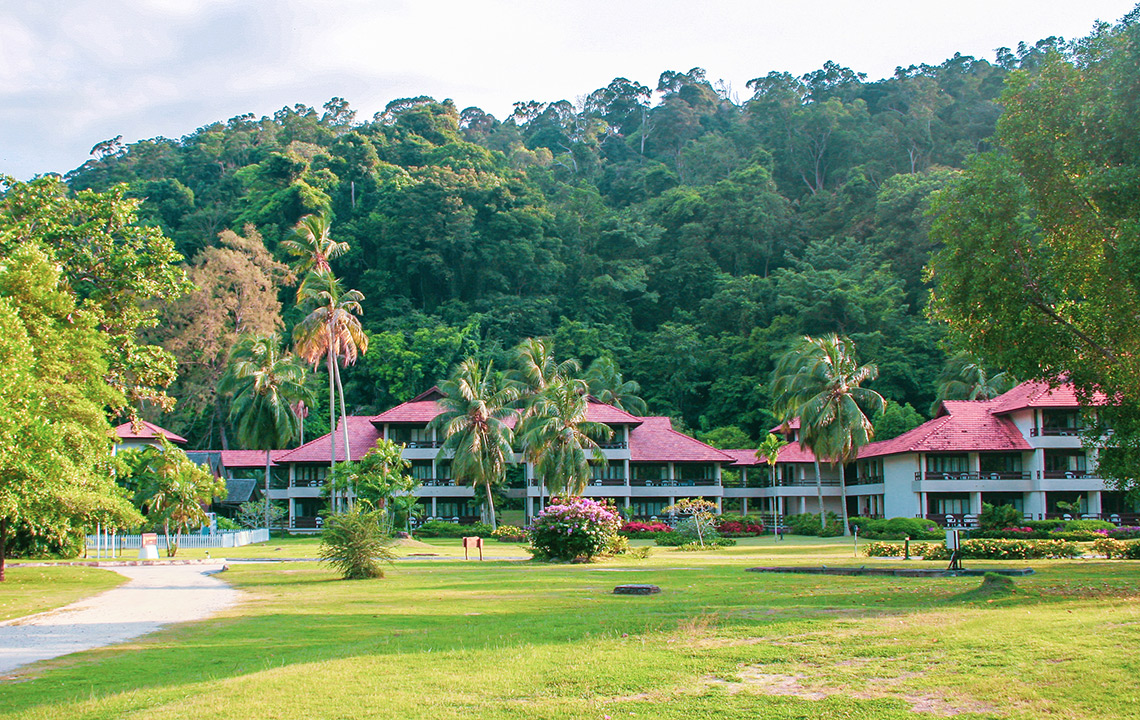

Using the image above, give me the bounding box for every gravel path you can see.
[0,563,241,677]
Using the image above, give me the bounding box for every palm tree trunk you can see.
[327,347,337,513]
[333,358,352,464]
[485,481,497,530]
[0,517,7,582]
[838,462,851,536]
[814,458,825,530]
[264,449,272,531]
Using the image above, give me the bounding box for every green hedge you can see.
[785,512,844,537]
[848,516,944,540]
[864,538,1079,560]
[413,520,494,538]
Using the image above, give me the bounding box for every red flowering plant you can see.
[530,497,622,561]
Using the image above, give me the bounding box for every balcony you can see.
[915,472,1030,482]
[629,478,719,487]
[402,439,444,449]
[776,477,839,487]
[587,478,628,487]
[596,441,629,450]
[850,474,884,486]
[419,478,458,487]
[1039,470,1096,480]
[1030,426,1083,437]
[291,478,326,488]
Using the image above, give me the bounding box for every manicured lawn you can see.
[2,540,1139,719]
[0,565,126,622]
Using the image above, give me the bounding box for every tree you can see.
[930,354,1017,414]
[293,272,368,510]
[0,245,142,579]
[125,437,225,556]
[770,334,885,533]
[756,432,788,497]
[330,438,416,511]
[280,214,348,298]
[873,401,925,441]
[585,356,647,415]
[925,16,1140,491]
[518,378,612,498]
[430,359,518,530]
[220,333,311,529]
[237,499,286,530]
[319,506,395,579]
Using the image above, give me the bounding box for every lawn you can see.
[0,565,127,622]
[2,539,1139,719]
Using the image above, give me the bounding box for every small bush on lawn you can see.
[979,502,1023,531]
[715,519,765,536]
[319,507,396,579]
[605,534,630,556]
[1093,537,1140,558]
[530,497,622,561]
[619,521,673,538]
[863,541,906,557]
[491,525,528,542]
[960,539,1079,559]
[414,520,494,538]
[675,539,735,551]
[849,516,942,540]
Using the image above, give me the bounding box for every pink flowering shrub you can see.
[620,521,673,538]
[531,497,622,561]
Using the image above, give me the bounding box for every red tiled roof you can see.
[769,418,800,433]
[777,443,821,463]
[371,397,445,424]
[113,420,187,444]
[630,417,735,463]
[723,448,763,466]
[988,380,1084,414]
[859,399,1030,458]
[219,450,291,468]
[586,399,642,425]
[274,416,382,463]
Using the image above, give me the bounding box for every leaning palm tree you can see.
[293,273,368,510]
[429,359,518,530]
[280,214,350,299]
[585,356,648,415]
[770,334,885,534]
[931,353,1018,414]
[220,333,312,529]
[518,378,613,498]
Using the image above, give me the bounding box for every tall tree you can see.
[430,360,517,530]
[518,378,613,498]
[585,356,648,415]
[293,273,368,510]
[220,333,311,528]
[280,214,349,298]
[771,334,885,533]
[930,354,1017,413]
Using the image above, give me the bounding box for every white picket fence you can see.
[86,528,269,551]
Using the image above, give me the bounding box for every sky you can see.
[1,0,1136,180]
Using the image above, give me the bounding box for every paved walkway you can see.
[0,563,241,676]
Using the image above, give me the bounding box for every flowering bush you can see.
[619,521,673,538]
[716,520,765,536]
[1103,526,1140,540]
[530,497,622,561]
[864,538,1081,560]
[1093,537,1140,558]
[491,525,528,542]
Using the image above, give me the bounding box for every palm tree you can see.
[770,334,885,534]
[280,214,349,298]
[518,378,613,498]
[931,353,1018,414]
[755,432,788,527]
[220,333,311,529]
[293,273,368,510]
[429,359,518,530]
[585,356,648,415]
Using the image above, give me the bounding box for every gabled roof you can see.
[630,417,735,463]
[777,442,821,464]
[859,399,1030,458]
[113,420,187,444]
[218,450,291,468]
[370,386,446,423]
[222,478,258,504]
[586,399,642,425]
[988,380,1084,414]
[275,416,382,463]
[769,418,800,434]
[723,448,763,467]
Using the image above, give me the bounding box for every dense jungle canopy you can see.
[58,38,1075,449]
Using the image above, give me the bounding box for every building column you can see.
[623,495,631,513]
[288,498,295,528]
[526,496,534,524]
[741,497,748,516]
[715,496,722,513]
[1025,491,1046,520]
[1088,490,1102,516]
[624,458,630,486]
[918,491,927,518]
[431,496,437,519]
[799,496,807,514]
[970,491,983,515]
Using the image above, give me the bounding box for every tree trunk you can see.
[265,449,272,531]
[485,481,497,530]
[814,459,825,529]
[334,358,352,464]
[838,462,851,536]
[327,347,337,513]
[0,517,7,582]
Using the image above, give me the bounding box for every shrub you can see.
[491,525,528,542]
[529,497,622,561]
[715,519,765,536]
[319,508,395,579]
[847,516,941,540]
[215,516,242,531]
[654,531,685,546]
[675,539,736,551]
[863,541,906,557]
[674,515,720,545]
[619,521,673,538]
[957,538,1079,560]
[1062,519,1115,532]
[1104,526,1140,540]
[979,502,1023,531]
[1093,537,1129,558]
[414,520,494,538]
[605,534,630,556]
[786,512,843,537]
[627,546,652,560]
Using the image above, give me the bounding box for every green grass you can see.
[0,565,126,622]
[3,540,1140,719]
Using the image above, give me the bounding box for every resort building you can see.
[112,420,187,454]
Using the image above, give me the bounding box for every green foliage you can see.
[491,525,528,542]
[849,516,943,540]
[872,401,925,441]
[331,439,415,509]
[237,499,287,530]
[215,516,242,531]
[318,507,395,579]
[979,502,1024,531]
[413,520,494,538]
[529,497,621,561]
[785,512,844,537]
[697,425,754,449]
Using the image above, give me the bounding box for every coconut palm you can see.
[755,432,788,524]
[931,353,1018,414]
[770,334,885,534]
[220,333,311,528]
[585,356,648,415]
[280,214,349,298]
[429,359,518,530]
[293,273,368,510]
[518,378,613,498]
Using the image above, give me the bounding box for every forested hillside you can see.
[64,41,1064,450]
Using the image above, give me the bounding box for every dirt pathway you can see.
[0,563,241,677]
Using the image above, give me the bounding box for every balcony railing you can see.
[850,474,884,486]
[596,441,629,450]
[915,471,1030,482]
[1039,470,1096,480]
[291,478,326,488]
[775,477,840,487]
[291,515,324,529]
[1030,427,1083,437]
[587,478,628,487]
[419,478,458,487]
[629,478,719,487]
[401,440,443,449]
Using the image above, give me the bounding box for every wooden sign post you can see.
[462,536,484,561]
[139,532,159,560]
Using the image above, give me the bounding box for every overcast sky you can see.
[1,0,1135,180]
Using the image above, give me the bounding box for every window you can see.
[1044,452,1087,473]
[929,493,970,515]
[678,464,713,481]
[389,425,432,446]
[979,453,1023,474]
[410,461,433,480]
[1041,410,1080,432]
[295,465,327,486]
[434,501,476,519]
[927,454,969,473]
[631,464,667,481]
[632,500,669,518]
[590,464,624,480]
